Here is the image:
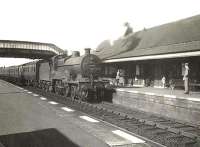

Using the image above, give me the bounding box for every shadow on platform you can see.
[0,128,80,147]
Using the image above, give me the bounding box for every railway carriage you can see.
[0,66,22,84]
[8,66,19,83]
[0,67,7,78]
[0,67,8,80]
[21,62,37,86]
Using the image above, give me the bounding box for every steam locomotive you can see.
[0,48,111,102]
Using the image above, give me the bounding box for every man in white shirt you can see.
[183,63,189,94]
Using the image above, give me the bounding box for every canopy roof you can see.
[94,14,200,62]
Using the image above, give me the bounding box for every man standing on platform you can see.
[183,63,189,94]
[116,69,120,86]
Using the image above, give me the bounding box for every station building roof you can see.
[94,14,200,63]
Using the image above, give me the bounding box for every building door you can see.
[154,62,162,87]
[143,62,154,86]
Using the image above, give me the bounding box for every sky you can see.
[0,0,200,66]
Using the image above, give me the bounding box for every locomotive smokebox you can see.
[84,48,91,55]
[72,51,80,57]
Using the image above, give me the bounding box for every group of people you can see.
[116,63,190,94]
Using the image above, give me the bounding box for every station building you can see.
[95,15,200,90]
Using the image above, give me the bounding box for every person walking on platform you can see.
[161,76,166,88]
[183,63,190,94]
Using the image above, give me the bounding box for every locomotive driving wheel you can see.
[96,86,104,102]
[55,86,59,95]
[70,86,76,100]
[64,84,70,97]
[80,86,89,101]
[48,85,53,92]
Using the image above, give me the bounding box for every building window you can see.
[104,65,117,78]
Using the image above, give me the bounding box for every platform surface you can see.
[0,79,150,147]
[116,86,200,101]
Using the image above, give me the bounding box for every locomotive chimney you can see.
[72,51,80,57]
[85,48,91,55]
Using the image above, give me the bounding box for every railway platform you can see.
[0,79,158,147]
[113,87,200,125]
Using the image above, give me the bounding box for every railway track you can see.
[100,102,200,138]
[26,86,199,147]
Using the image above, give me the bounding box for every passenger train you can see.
[0,48,112,102]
